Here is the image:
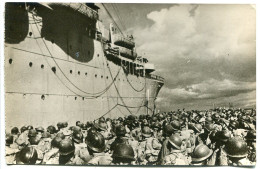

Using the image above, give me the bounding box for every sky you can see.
[96,3,256,111]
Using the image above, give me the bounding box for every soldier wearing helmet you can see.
[16,146,38,164]
[110,125,128,152]
[191,144,215,165]
[162,134,189,165]
[225,137,254,166]
[245,130,256,163]
[85,131,112,165]
[112,143,135,165]
[5,134,19,164]
[72,130,89,163]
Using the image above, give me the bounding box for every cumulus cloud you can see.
[132,4,256,110]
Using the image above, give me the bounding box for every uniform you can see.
[163,150,189,165]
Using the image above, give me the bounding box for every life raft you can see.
[113,34,135,49]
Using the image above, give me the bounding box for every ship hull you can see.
[5,3,163,130]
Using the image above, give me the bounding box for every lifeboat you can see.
[113,34,135,49]
[118,46,137,60]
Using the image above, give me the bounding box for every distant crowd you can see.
[6,107,256,166]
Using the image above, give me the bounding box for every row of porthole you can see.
[9,59,144,83]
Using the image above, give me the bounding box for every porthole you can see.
[78,71,80,75]
[95,74,97,78]
[97,54,99,57]
[29,62,33,67]
[41,95,45,100]
[85,72,88,76]
[82,97,84,100]
[75,97,77,100]
[70,70,73,74]
[106,76,108,79]
[101,75,103,78]
[9,59,12,64]
[29,32,32,36]
[41,64,44,69]
[52,67,56,73]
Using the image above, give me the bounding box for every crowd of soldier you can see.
[5,107,256,166]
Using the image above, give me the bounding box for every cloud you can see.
[132,4,256,110]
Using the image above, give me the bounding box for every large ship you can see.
[5,3,164,130]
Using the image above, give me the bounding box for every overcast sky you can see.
[97,4,256,111]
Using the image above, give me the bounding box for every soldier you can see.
[59,138,84,165]
[111,143,135,165]
[225,137,254,166]
[85,131,112,165]
[191,144,215,165]
[42,136,62,164]
[162,134,189,165]
[47,125,57,139]
[245,130,256,163]
[110,124,128,152]
[11,127,20,141]
[36,126,44,138]
[16,146,38,164]
[6,134,19,164]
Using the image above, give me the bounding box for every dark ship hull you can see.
[5,3,164,130]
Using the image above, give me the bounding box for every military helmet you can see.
[85,131,106,153]
[18,146,38,164]
[245,130,256,141]
[115,125,126,136]
[42,131,51,138]
[27,125,33,130]
[11,127,19,135]
[229,120,238,129]
[72,130,83,144]
[205,116,213,123]
[76,121,81,127]
[152,121,161,130]
[168,134,182,150]
[47,125,57,134]
[191,144,213,162]
[204,123,215,132]
[94,121,107,131]
[59,138,75,156]
[193,124,202,133]
[28,129,37,137]
[163,124,174,137]
[142,126,152,137]
[51,136,63,148]
[56,132,65,139]
[6,134,13,146]
[36,126,44,133]
[171,120,181,131]
[29,136,41,145]
[81,124,88,130]
[99,117,106,123]
[225,137,248,158]
[69,126,81,133]
[152,116,158,122]
[20,126,27,133]
[118,117,124,122]
[112,143,135,161]
[215,130,231,142]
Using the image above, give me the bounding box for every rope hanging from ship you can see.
[31,11,122,98]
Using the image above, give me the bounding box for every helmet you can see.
[29,136,41,145]
[11,127,19,135]
[6,134,13,146]
[99,117,106,123]
[215,130,231,142]
[27,125,33,130]
[72,130,83,144]
[20,126,27,133]
[192,144,213,162]
[193,124,202,133]
[42,131,51,138]
[69,126,81,133]
[81,124,88,130]
[229,120,238,129]
[51,136,63,148]
[36,126,44,133]
[152,116,158,122]
[118,117,123,122]
[142,126,152,138]
[28,129,37,137]
[59,138,75,156]
[115,125,126,136]
[245,130,256,141]
[56,132,65,139]
[205,117,213,123]
[204,123,215,132]
[94,121,107,131]
[168,134,182,150]
[76,121,81,127]
[47,125,57,134]
[57,122,63,129]
[225,137,248,158]
[152,122,161,130]
[85,131,106,153]
[63,122,68,127]
[112,144,135,161]
[171,120,181,131]
[18,147,38,164]
[163,124,174,137]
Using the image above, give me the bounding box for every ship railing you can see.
[146,74,164,82]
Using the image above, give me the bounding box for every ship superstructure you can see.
[5,3,164,130]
